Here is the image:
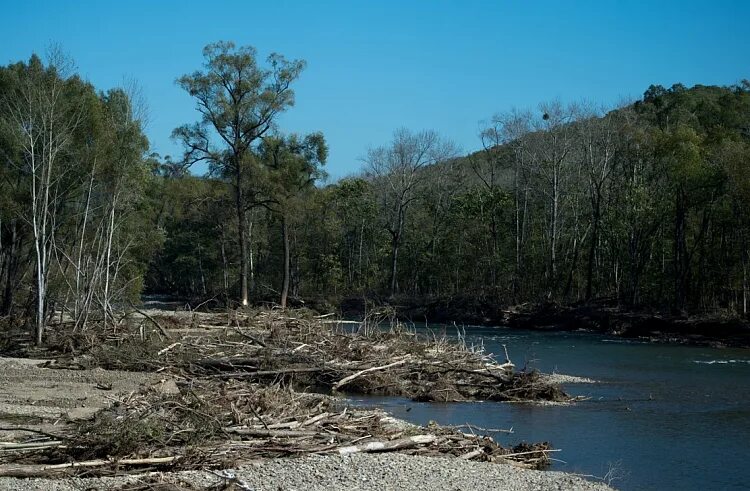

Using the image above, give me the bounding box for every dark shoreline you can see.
[141,293,750,349]
[337,296,750,349]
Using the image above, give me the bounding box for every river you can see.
[350,325,750,490]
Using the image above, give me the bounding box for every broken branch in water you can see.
[499,448,562,459]
[450,423,514,434]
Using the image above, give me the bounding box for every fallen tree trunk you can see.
[225,428,319,438]
[337,434,437,455]
[459,448,484,460]
[208,366,327,379]
[0,426,65,439]
[0,440,63,451]
[500,448,561,459]
[0,456,179,478]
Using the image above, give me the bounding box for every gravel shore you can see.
[0,454,615,490]
[542,373,598,384]
[0,347,613,490]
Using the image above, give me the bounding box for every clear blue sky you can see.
[1,0,748,180]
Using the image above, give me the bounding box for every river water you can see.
[350,326,750,490]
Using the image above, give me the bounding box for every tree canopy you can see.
[1,44,749,346]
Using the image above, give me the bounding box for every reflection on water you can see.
[350,326,750,491]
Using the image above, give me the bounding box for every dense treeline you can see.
[1,43,749,344]
[151,78,750,317]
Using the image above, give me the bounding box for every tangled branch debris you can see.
[0,309,568,477]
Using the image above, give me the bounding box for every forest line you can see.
[1,42,749,343]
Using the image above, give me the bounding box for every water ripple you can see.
[692,359,750,365]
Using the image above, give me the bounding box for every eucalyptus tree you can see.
[629,84,740,310]
[173,41,305,306]
[468,123,507,291]
[607,110,667,306]
[417,160,465,294]
[722,138,750,313]
[366,128,458,296]
[0,65,25,317]
[93,89,151,326]
[147,174,231,298]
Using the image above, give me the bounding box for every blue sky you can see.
[1,0,748,180]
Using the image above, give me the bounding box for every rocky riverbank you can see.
[0,453,614,490]
[0,308,606,488]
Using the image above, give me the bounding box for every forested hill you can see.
[147,81,750,316]
[1,44,749,346]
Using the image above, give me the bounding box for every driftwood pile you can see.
[0,380,554,478]
[0,309,566,478]
[80,310,569,403]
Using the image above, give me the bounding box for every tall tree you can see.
[173,41,304,306]
[575,104,619,300]
[527,102,578,297]
[366,129,458,296]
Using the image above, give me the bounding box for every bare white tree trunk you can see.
[102,193,118,328]
[73,164,96,323]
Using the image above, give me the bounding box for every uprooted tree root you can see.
[0,309,569,477]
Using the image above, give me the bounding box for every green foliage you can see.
[149,81,750,315]
[172,41,307,305]
[0,52,159,331]
[5,45,748,323]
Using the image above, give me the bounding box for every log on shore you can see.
[0,456,179,478]
[337,435,437,455]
